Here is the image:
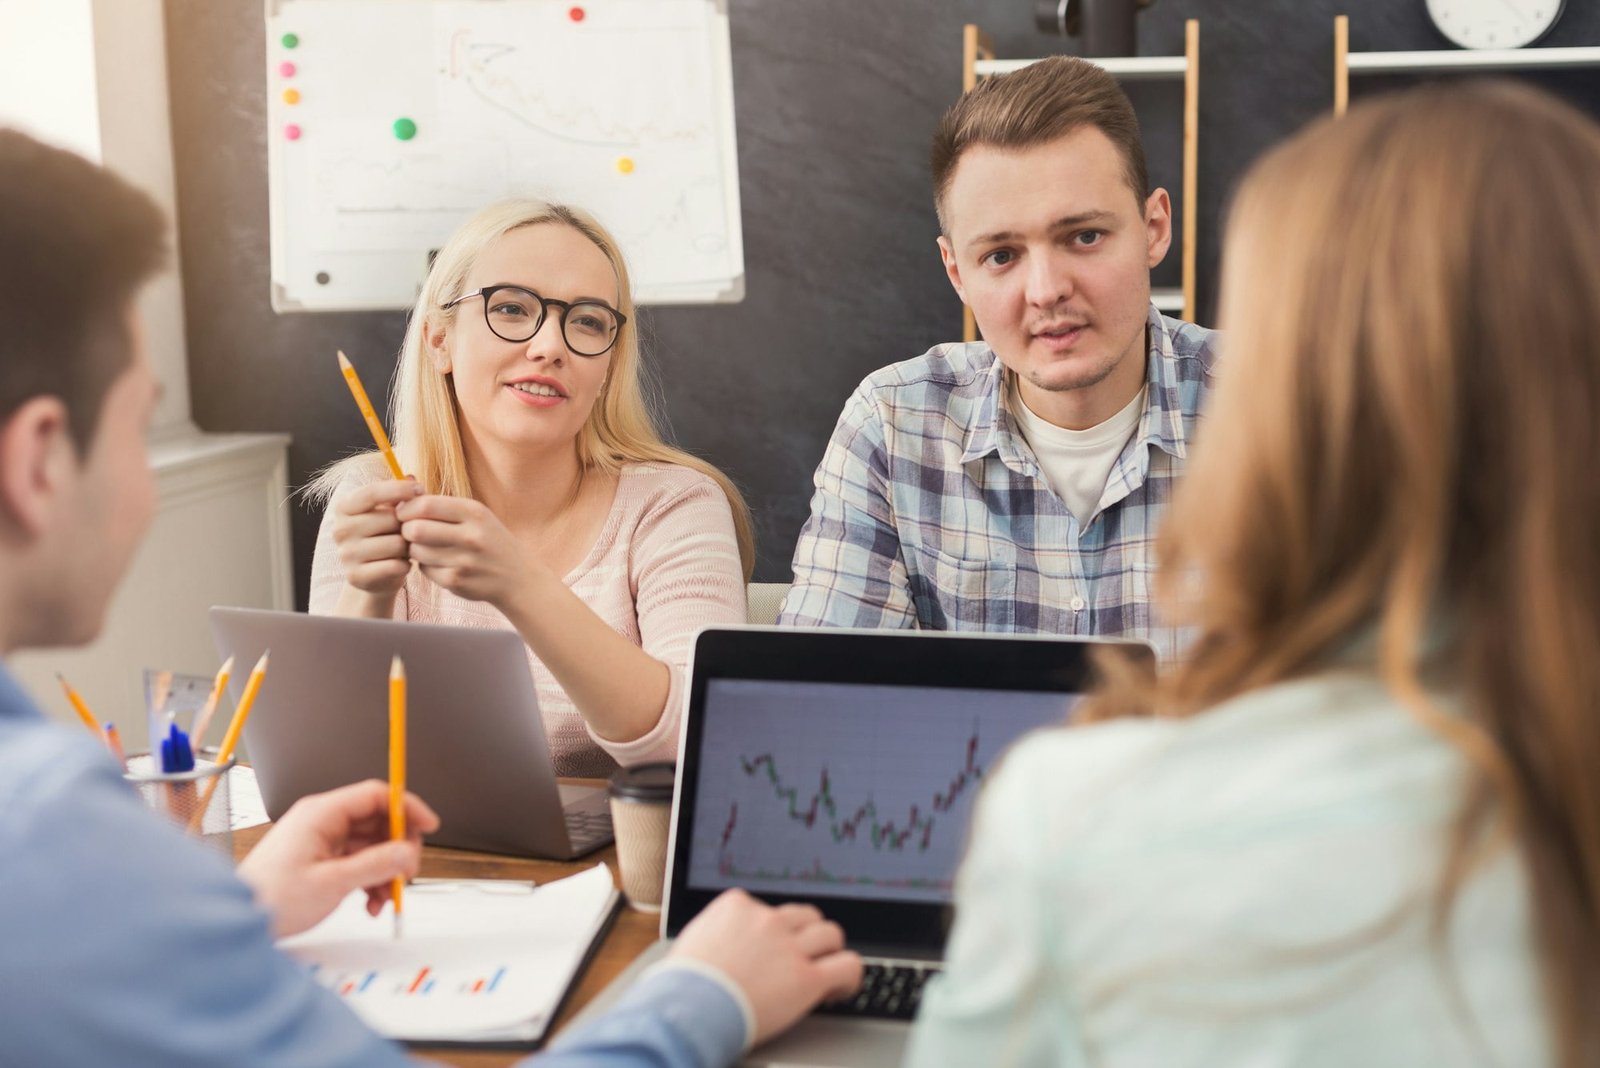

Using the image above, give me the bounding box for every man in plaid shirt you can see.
[780,56,1219,663]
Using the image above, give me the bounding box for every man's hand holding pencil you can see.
[236,780,440,939]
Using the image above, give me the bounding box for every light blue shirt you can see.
[0,665,745,1068]
[906,672,1551,1067]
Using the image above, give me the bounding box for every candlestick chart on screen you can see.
[686,680,1074,904]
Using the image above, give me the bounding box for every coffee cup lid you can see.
[609,761,675,801]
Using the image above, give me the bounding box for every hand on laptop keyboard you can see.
[670,888,864,1045]
[817,961,939,1021]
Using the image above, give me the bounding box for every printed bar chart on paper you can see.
[279,864,618,1043]
[686,680,1076,904]
[310,961,508,998]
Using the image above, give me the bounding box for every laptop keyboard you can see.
[564,806,614,853]
[817,960,941,1021]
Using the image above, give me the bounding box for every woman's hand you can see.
[329,479,422,600]
[394,493,542,608]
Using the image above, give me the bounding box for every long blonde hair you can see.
[1084,81,1600,1066]
[307,199,754,577]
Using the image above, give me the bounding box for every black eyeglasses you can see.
[441,284,627,357]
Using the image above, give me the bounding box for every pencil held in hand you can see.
[390,655,407,939]
[337,350,405,480]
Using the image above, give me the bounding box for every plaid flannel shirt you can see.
[780,305,1219,662]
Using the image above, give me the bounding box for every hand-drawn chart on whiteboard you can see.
[266,0,743,311]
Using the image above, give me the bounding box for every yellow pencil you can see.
[187,650,269,833]
[148,670,173,726]
[103,723,126,766]
[215,651,270,766]
[56,673,99,733]
[337,350,405,480]
[190,655,235,748]
[389,655,407,940]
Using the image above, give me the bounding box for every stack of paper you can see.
[279,864,619,1045]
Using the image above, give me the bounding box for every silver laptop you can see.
[575,625,1154,1065]
[209,607,612,859]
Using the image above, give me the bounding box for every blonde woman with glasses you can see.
[308,202,753,777]
[902,80,1599,1067]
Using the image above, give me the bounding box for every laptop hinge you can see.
[849,943,943,965]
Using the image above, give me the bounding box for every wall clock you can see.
[1425,0,1567,49]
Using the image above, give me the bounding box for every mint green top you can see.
[908,673,1549,1066]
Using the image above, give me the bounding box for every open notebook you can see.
[278,864,619,1047]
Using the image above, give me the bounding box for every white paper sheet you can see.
[224,765,269,830]
[278,864,617,1043]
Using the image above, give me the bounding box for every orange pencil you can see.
[56,674,99,733]
[337,351,405,480]
[148,670,173,724]
[190,655,235,748]
[187,651,269,833]
[389,655,407,939]
[103,723,126,766]
[215,651,269,766]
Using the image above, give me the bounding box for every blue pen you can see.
[160,722,197,823]
[161,722,195,773]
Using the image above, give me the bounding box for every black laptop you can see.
[575,625,1154,1066]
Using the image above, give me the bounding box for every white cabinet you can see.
[10,433,293,746]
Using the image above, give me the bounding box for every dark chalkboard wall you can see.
[162,0,1600,597]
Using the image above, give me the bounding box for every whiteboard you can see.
[265,0,743,311]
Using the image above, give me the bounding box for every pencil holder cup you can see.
[124,751,237,855]
[609,762,675,912]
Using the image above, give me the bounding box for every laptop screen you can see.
[684,678,1076,905]
[664,628,1152,957]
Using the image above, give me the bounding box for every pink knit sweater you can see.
[309,462,748,777]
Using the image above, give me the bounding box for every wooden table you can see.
[233,817,659,1067]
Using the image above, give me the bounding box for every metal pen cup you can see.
[123,750,237,854]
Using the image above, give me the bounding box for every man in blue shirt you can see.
[0,128,858,1067]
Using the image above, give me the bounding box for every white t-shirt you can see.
[1009,380,1146,530]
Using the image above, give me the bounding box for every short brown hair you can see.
[0,129,166,451]
[930,55,1148,233]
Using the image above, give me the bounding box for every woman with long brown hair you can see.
[905,80,1600,1066]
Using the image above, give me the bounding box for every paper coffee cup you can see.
[608,762,675,912]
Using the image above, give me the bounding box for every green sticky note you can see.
[393,117,418,141]
[281,32,300,49]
